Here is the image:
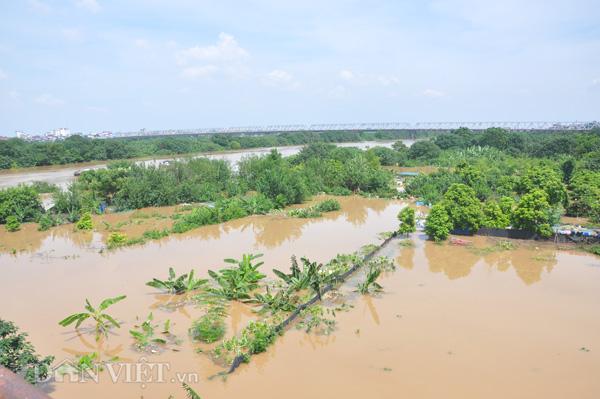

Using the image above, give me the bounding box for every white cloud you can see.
[339,69,355,81]
[176,33,249,80]
[75,0,100,13]
[262,69,300,89]
[181,65,219,79]
[35,94,65,106]
[593,79,600,87]
[422,88,446,98]
[177,33,248,66]
[0,69,7,80]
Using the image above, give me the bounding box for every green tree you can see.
[425,204,453,241]
[441,183,484,232]
[397,207,416,235]
[517,166,567,206]
[407,141,441,160]
[566,171,600,217]
[481,201,510,228]
[512,189,554,238]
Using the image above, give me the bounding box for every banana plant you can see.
[208,254,266,300]
[59,295,126,340]
[129,313,166,350]
[251,286,297,315]
[146,268,207,294]
[273,256,324,294]
[356,265,383,294]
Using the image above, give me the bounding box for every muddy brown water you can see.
[1,196,599,398]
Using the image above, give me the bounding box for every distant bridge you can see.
[112,121,598,138]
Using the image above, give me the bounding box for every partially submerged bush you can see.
[190,313,226,343]
[37,213,60,231]
[5,215,21,232]
[314,199,341,213]
[76,212,93,230]
[397,207,416,235]
[107,232,127,248]
[288,199,341,218]
[0,319,54,384]
[213,320,277,364]
[142,229,170,240]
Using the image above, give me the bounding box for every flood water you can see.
[0,140,409,190]
[1,196,599,398]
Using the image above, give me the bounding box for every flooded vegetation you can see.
[1,195,599,398]
[2,130,600,399]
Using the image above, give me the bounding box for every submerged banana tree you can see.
[208,253,266,300]
[146,268,207,294]
[273,256,325,296]
[356,265,383,294]
[251,286,297,315]
[59,295,126,340]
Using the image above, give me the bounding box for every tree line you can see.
[0,130,421,170]
[0,143,395,231]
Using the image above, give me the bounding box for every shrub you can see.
[314,199,341,213]
[0,186,42,224]
[37,213,58,231]
[397,207,416,234]
[172,206,218,233]
[0,319,54,384]
[215,198,249,221]
[288,207,322,218]
[142,229,170,240]
[190,314,226,343]
[76,212,93,230]
[5,215,21,232]
[425,204,453,241]
[107,232,127,248]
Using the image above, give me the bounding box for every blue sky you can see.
[0,0,599,135]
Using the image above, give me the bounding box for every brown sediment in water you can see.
[1,196,600,399]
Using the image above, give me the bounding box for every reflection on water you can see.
[412,236,560,285]
[61,332,129,362]
[0,195,394,255]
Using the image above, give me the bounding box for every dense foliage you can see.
[0,130,422,169]
[397,207,416,235]
[402,127,600,240]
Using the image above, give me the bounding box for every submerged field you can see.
[1,195,599,398]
